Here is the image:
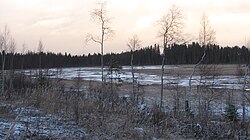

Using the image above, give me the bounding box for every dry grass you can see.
[122,64,240,76]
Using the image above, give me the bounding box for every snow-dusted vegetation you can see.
[0,64,243,139]
[0,106,85,139]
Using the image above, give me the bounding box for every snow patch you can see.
[0,107,86,139]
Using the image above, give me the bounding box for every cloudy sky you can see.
[0,0,250,55]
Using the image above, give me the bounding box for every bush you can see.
[224,104,238,123]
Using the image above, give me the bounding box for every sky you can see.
[0,0,250,55]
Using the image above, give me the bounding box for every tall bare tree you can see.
[21,43,26,70]
[37,40,44,82]
[9,37,16,69]
[189,13,216,89]
[35,40,45,107]
[7,37,16,98]
[87,0,114,83]
[187,13,216,118]
[199,13,216,47]
[0,25,11,94]
[38,40,44,70]
[157,5,184,109]
[127,35,141,102]
[0,30,3,95]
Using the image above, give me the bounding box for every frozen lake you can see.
[23,65,249,90]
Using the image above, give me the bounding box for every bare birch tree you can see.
[0,25,11,95]
[0,30,3,95]
[21,43,26,70]
[35,40,44,107]
[127,35,141,102]
[7,37,16,99]
[189,13,216,89]
[9,37,16,69]
[38,40,44,70]
[37,40,44,84]
[241,64,249,137]
[187,13,216,120]
[87,0,114,83]
[157,5,184,109]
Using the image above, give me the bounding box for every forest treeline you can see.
[2,42,250,70]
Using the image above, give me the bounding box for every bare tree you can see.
[37,40,44,89]
[189,13,216,91]
[0,25,11,95]
[7,37,16,99]
[188,13,216,121]
[247,40,250,48]
[157,5,184,109]
[241,64,249,137]
[21,43,26,70]
[199,13,216,46]
[0,32,3,94]
[127,35,141,102]
[9,37,16,68]
[38,40,44,71]
[34,40,45,107]
[87,0,114,83]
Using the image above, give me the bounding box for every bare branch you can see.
[86,0,114,45]
[0,34,3,51]
[91,1,108,22]
[9,37,16,54]
[127,35,141,52]
[85,33,102,45]
[22,42,27,54]
[157,5,185,48]
[38,40,44,53]
[90,0,114,40]
[199,13,216,46]
[1,25,11,52]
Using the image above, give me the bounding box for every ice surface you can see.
[22,66,250,90]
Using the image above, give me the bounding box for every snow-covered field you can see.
[24,65,249,90]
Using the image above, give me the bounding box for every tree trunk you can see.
[189,50,206,88]
[101,22,105,83]
[1,52,5,95]
[131,52,135,102]
[160,48,166,109]
[7,54,15,99]
[160,35,167,110]
[100,22,105,100]
[242,66,248,137]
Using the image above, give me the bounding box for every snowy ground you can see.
[23,65,249,90]
[0,105,86,139]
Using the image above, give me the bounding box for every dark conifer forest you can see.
[3,43,249,70]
